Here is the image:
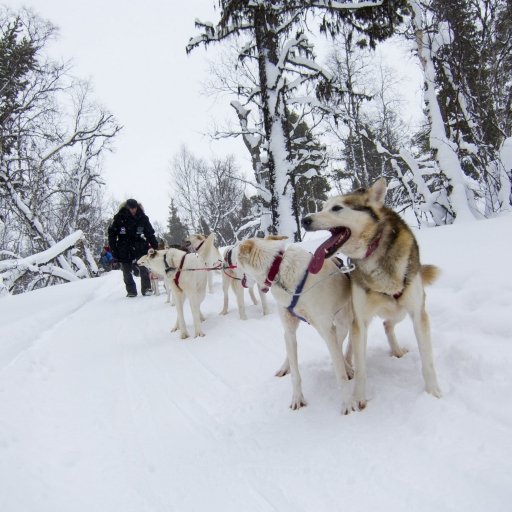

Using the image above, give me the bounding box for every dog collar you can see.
[261,250,285,293]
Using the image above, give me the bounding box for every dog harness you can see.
[286,268,310,323]
[223,248,248,288]
[173,253,188,291]
[261,250,285,293]
[163,253,176,274]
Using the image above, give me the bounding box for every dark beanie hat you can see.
[126,198,138,208]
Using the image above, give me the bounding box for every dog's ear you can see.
[238,239,255,258]
[368,177,387,205]
[265,235,288,241]
[148,248,157,258]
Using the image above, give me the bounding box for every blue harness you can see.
[286,268,310,323]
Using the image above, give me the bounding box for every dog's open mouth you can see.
[308,227,351,274]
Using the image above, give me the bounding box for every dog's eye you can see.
[331,205,343,212]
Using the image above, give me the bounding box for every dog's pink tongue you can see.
[308,236,335,274]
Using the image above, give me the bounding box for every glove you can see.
[111,259,120,270]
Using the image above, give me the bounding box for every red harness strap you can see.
[223,247,247,287]
[261,250,284,293]
[173,253,187,291]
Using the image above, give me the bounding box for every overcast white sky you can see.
[4,1,423,228]
[4,0,248,226]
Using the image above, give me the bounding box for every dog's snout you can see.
[302,216,313,229]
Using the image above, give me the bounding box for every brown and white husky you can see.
[302,177,441,410]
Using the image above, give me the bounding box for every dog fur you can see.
[220,245,269,320]
[302,178,441,410]
[184,233,222,294]
[234,237,354,413]
[137,233,216,338]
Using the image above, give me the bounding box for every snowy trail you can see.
[1,215,512,511]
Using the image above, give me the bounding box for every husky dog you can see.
[302,178,441,410]
[234,237,354,413]
[220,244,269,320]
[184,233,222,294]
[137,233,216,339]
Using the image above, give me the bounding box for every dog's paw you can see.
[219,309,228,316]
[392,346,408,358]
[195,332,205,338]
[426,385,442,398]
[180,332,190,340]
[289,394,307,410]
[171,326,178,332]
[275,361,290,377]
[344,363,354,380]
[239,314,248,321]
[348,397,367,411]
[356,399,367,411]
[341,401,356,415]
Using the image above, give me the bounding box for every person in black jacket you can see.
[108,199,159,297]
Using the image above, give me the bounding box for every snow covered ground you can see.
[1,214,512,512]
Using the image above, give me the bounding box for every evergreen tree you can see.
[166,199,188,246]
[0,15,36,155]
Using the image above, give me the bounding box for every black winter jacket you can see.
[108,206,159,263]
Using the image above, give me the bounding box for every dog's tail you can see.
[421,265,440,286]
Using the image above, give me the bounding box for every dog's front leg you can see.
[189,296,205,338]
[334,307,354,379]
[258,286,269,316]
[351,285,369,410]
[173,292,189,339]
[220,274,230,315]
[278,307,306,409]
[351,319,368,411]
[318,323,352,415]
[234,282,247,320]
[207,272,214,294]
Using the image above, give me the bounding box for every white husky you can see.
[234,237,354,414]
[137,233,216,339]
[220,244,269,320]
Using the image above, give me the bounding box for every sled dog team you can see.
[138,178,441,414]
